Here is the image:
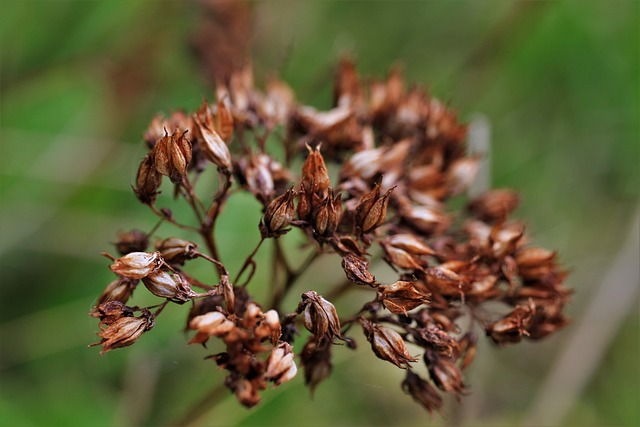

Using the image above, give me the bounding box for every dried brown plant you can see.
[89,55,571,417]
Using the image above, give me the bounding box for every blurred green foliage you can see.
[1,1,638,426]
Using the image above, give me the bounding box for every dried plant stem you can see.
[270,246,319,311]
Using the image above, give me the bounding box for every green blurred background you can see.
[1,1,638,426]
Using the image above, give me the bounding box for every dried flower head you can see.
[90,55,571,416]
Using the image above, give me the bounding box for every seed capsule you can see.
[109,252,162,279]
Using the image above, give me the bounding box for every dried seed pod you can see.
[378,281,430,315]
[90,300,134,327]
[355,183,394,234]
[90,309,153,355]
[300,338,333,395]
[468,189,520,222]
[424,350,466,399]
[341,253,376,286]
[254,309,281,345]
[92,276,138,311]
[265,342,297,385]
[109,252,162,279]
[360,318,417,368]
[156,237,198,265]
[299,291,342,344]
[301,144,330,198]
[152,129,192,183]
[312,189,342,237]
[261,188,296,238]
[114,230,149,255]
[194,101,232,170]
[515,247,556,269]
[134,154,162,205]
[486,301,536,345]
[142,271,196,302]
[189,311,235,344]
[402,370,443,415]
[412,326,458,357]
[215,99,234,142]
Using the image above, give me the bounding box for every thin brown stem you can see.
[234,238,265,286]
[149,205,200,233]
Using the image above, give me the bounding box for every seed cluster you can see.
[89,59,571,413]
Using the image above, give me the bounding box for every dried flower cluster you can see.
[90,58,571,414]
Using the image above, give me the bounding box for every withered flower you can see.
[90,309,153,355]
[261,188,296,238]
[378,281,430,315]
[301,144,330,198]
[194,101,232,170]
[114,229,149,255]
[402,370,443,415]
[299,291,342,344]
[189,311,235,344]
[156,237,198,265]
[486,300,536,345]
[152,129,192,183]
[134,154,162,205]
[109,251,162,279]
[300,338,333,394]
[468,189,520,222]
[359,318,417,368]
[265,342,297,385]
[90,300,134,327]
[354,183,394,234]
[424,350,466,399]
[92,276,138,310]
[142,270,196,302]
[341,253,376,286]
[311,189,342,237]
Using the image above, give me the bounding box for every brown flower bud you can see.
[468,189,520,222]
[189,311,235,344]
[114,230,149,255]
[261,188,296,238]
[296,186,312,220]
[142,271,196,302]
[90,310,153,355]
[299,291,342,344]
[355,183,394,234]
[156,237,198,265]
[265,342,297,385]
[359,318,417,368]
[301,144,330,198]
[109,251,162,279]
[378,281,430,315]
[425,350,466,399]
[402,370,443,415]
[237,153,276,204]
[341,253,376,286]
[312,189,342,236]
[300,338,333,395]
[134,154,162,205]
[486,301,536,345]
